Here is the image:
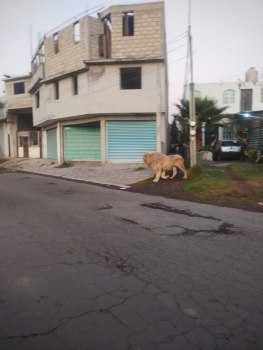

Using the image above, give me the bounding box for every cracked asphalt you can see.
[0,170,263,350]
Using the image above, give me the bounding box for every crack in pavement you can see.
[141,203,221,221]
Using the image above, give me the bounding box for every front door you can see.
[19,136,29,158]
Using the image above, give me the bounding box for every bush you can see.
[247,149,258,162]
[187,163,203,180]
[200,145,212,152]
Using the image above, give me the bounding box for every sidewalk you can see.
[0,158,153,188]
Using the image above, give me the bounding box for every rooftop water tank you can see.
[245,67,258,83]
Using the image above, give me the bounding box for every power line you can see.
[40,53,191,109]
[35,34,188,100]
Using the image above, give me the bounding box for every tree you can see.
[173,97,230,146]
[173,97,229,128]
[170,118,179,144]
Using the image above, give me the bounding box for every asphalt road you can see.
[0,170,262,350]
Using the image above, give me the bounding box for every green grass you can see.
[179,163,263,206]
[183,165,227,193]
[56,161,73,168]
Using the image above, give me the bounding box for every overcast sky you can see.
[0,0,262,119]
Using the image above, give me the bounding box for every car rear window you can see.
[221,141,240,146]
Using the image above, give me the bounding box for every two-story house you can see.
[25,1,168,163]
[186,67,263,147]
[0,75,41,158]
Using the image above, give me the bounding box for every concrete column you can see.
[219,127,223,140]
[42,131,47,159]
[57,122,64,164]
[100,118,106,162]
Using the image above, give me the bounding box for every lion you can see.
[143,152,187,182]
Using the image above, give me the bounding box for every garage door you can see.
[47,128,57,159]
[65,126,101,161]
[107,121,156,162]
[0,125,4,156]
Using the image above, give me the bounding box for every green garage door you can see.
[47,128,57,159]
[107,121,157,162]
[65,126,101,160]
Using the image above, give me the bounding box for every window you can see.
[74,21,80,42]
[223,89,235,104]
[194,90,201,98]
[54,81,59,99]
[222,126,234,140]
[261,88,263,103]
[30,131,39,146]
[54,33,59,54]
[35,91,40,108]
[72,76,78,95]
[14,82,25,95]
[221,140,240,146]
[121,67,141,90]
[123,12,134,36]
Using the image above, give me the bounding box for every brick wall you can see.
[89,17,102,60]
[110,3,164,60]
[44,17,86,78]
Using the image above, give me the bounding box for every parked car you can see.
[212,140,244,161]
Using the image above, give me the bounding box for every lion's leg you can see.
[170,167,177,179]
[153,170,162,182]
[177,164,188,179]
[161,171,169,179]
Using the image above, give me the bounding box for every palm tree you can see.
[173,97,229,128]
[173,97,230,147]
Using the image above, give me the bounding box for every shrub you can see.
[247,149,258,162]
[187,163,203,180]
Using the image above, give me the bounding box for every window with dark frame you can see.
[123,12,134,36]
[120,67,141,90]
[35,91,40,108]
[54,81,59,100]
[54,33,59,54]
[73,76,78,95]
[14,82,25,95]
[74,21,80,42]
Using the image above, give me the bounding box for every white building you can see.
[187,67,263,141]
[0,75,41,159]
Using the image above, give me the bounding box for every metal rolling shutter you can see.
[47,128,57,159]
[65,126,101,161]
[247,118,263,148]
[107,121,157,162]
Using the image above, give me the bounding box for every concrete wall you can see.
[33,62,166,126]
[186,81,263,114]
[5,79,32,110]
[109,2,164,60]
[28,64,45,91]
[0,120,18,158]
[44,17,87,78]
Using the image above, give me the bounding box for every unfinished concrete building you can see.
[5,1,168,163]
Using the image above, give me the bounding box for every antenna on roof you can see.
[29,24,33,59]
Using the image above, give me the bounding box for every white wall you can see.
[29,147,40,158]
[33,63,166,127]
[186,81,263,114]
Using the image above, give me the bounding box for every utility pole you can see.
[188,14,197,166]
